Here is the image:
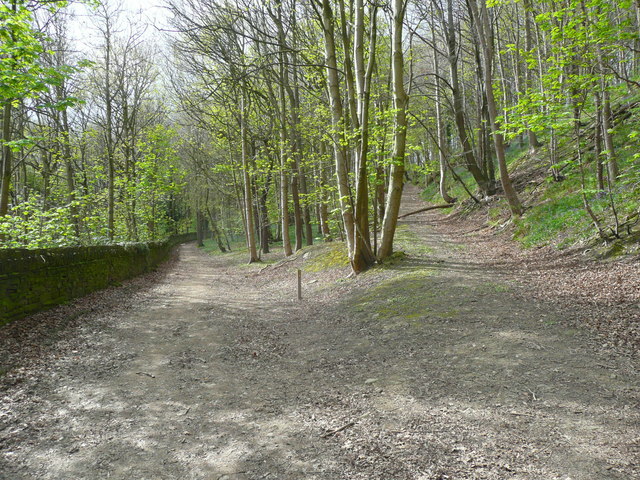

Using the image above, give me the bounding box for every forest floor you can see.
[1,186,639,480]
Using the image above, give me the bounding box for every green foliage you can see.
[499,0,630,141]
[513,178,591,248]
[0,196,83,248]
[129,125,187,241]
[0,2,87,105]
[509,118,640,249]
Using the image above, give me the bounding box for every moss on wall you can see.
[0,233,196,326]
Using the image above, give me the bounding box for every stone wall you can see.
[0,233,196,325]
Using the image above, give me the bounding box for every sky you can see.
[68,0,171,48]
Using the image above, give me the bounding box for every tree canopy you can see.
[1,0,639,272]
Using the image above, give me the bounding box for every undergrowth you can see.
[422,100,640,252]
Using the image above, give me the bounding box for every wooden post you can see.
[297,269,302,300]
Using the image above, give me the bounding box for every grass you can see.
[421,103,640,252]
[393,224,435,256]
[421,166,476,207]
[302,242,350,272]
[201,235,245,256]
[513,175,591,247]
[355,269,437,318]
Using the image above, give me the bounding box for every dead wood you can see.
[321,421,355,439]
[259,256,298,273]
[398,204,455,219]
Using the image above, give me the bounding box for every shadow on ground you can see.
[1,189,638,480]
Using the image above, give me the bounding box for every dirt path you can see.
[1,187,639,479]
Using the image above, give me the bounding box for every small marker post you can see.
[297,269,302,300]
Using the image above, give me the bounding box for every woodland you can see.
[3,2,640,478]
[1,0,640,273]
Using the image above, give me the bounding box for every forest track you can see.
[1,187,639,479]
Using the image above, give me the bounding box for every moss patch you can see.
[394,225,434,256]
[351,269,446,323]
[302,242,350,273]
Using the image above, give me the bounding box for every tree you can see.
[377,0,409,260]
[468,0,523,216]
[1,0,71,216]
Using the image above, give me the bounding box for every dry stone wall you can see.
[0,233,196,325]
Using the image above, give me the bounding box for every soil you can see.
[1,186,639,480]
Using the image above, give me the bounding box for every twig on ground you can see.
[321,421,355,438]
[136,372,155,378]
[398,204,455,219]
[259,257,298,273]
[510,411,536,418]
[596,363,616,370]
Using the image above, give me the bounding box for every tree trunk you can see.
[300,169,313,246]
[196,209,205,247]
[431,2,455,204]
[468,0,523,216]
[318,143,332,241]
[523,0,542,152]
[259,180,271,254]
[594,92,605,193]
[442,0,491,196]
[204,190,226,253]
[350,0,377,272]
[240,95,259,263]
[59,103,80,238]
[599,71,618,182]
[0,100,12,217]
[288,17,314,248]
[104,12,115,241]
[290,167,303,250]
[378,0,408,261]
[321,0,355,258]
[273,3,293,257]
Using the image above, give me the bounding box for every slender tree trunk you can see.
[196,209,205,247]
[240,95,259,262]
[378,0,408,261]
[375,100,387,225]
[431,3,455,204]
[0,101,12,217]
[350,0,377,272]
[441,0,491,196]
[271,3,294,256]
[104,15,115,241]
[259,179,271,254]
[290,164,303,250]
[318,143,332,241]
[41,150,50,212]
[273,6,293,257]
[594,92,605,193]
[468,0,523,216]
[599,76,618,182]
[634,0,640,74]
[279,138,292,255]
[288,16,314,248]
[523,0,542,151]
[59,103,80,237]
[205,190,226,252]
[338,0,359,132]
[299,167,313,246]
[321,0,355,258]
[0,0,17,219]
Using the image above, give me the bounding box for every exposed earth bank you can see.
[1,187,638,479]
